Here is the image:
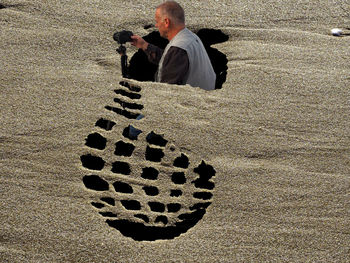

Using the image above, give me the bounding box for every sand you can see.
[1,0,349,262]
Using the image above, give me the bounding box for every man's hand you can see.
[131,35,149,51]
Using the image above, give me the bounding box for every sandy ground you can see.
[1,0,350,262]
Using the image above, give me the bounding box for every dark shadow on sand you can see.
[106,208,206,241]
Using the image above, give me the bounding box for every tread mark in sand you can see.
[80,81,216,241]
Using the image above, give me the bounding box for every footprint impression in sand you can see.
[80,81,216,241]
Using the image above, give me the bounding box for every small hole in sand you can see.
[146,131,168,147]
[143,186,159,196]
[148,202,165,212]
[100,197,115,206]
[173,153,189,168]
[155,215,168,225]
[121,200,141,210]
[123,125,142,140]
[105,105,141,119]
[114,141,135,156]
[167,203,181,213]
[113,181,133,194]
[91,202,105,209]
[99,212,117,217]
[193,192,213,200]
[119,81,141,92]
[114,89,141,100]
[170,189,182,197]
[134,214,150,223]
[85,133,107,150]
[105,205,207,241]
[145,146,164,162]
[81,154,105,170]
[141,167,159,180]
[83,175,109,191]
[95,118,115,131]
[171,172,186,184]
[192,161,216,189]
[111,161,131,175]
[114,97,143,110]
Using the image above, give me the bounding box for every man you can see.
[131,1,216,91]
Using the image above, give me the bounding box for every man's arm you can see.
[144,44,164,65]
[131,35,189,84]
[160,46,189,85]
[131,35,163,65]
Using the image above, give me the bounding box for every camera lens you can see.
[113,30,133,44]
[113,32,120,42]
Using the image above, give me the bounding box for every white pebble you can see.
[331,28,342,36]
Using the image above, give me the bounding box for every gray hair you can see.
[157,1,185,25]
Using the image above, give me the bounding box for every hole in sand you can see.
[121,200,141,210]
[143,186,159,196]
[148,202,165,212]
[134,214,150,223]
[91,202,105,209]
[105,105,140,119]
[114,97,143,110]
[106,208,206,241]
[81,107,217,241]
[81,154,105,170]
[192,161,216,190]
[146,131,168,147]
[111,161,131,175]
[192,179,215,190]
[193,192,213,200]
[170,189,182,197]
[114,140,135,156]
[95,118,115,131]
[173,153,189,169]
[114,89,141,100]
[167,203,181,213]
[141,167,159,180]
[145,146,164,162]
[196,29,229,89]
[155,215,168,225]
[171,172,186,184]
[0,3,24,9]
[113,181,133,194]
[119,81,142,92]
[85,133,107,150]
[83,175,109,191]
[128,29,228,89]
[100,197,115,206]
[99,212,117,217]
[122,125,142,140]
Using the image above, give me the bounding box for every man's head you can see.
[155,1,185,40]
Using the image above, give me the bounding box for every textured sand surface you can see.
[1,0,350,262]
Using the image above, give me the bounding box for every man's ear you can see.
[164,17,170,28]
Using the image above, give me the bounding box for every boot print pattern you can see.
[80,81,216,241]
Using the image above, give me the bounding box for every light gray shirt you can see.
[157,28,216,91]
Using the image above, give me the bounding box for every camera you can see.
[113,30,133,78]
[113,30,133,44]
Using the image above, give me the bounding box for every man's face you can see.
[155,8,168,39]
